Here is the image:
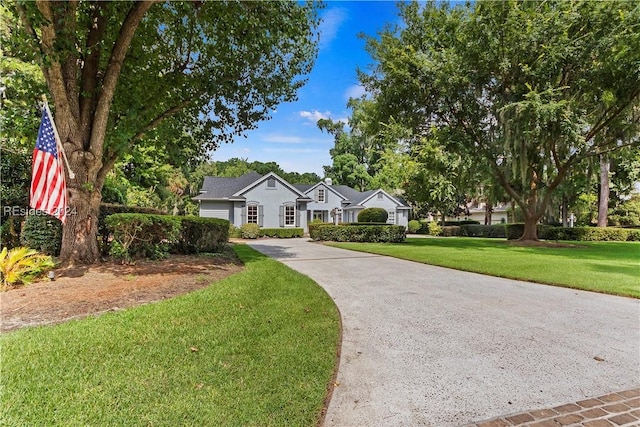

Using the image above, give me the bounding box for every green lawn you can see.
[0,245,340,426]
[328,237,640,298]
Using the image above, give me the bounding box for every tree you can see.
[7,1,321,263]
[362,0,640,240]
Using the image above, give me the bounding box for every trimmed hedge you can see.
[308,222,326,239]
[459,224,506,238]
[440,225,460,237]
[99,203,167,254]
[173,217,229,254]
[506,223,639,241]
[444,220,480,226]
[346,222,389,226]
[310,224,405,243]
[357,208,388,223]
[106,214,181,261]
[259,228,304,238]
[240,223,261,239]
[20,213,63,256]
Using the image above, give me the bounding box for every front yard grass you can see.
[0,245,340,426]
[328,237,640,298]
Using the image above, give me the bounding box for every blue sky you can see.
[210,1,402,176]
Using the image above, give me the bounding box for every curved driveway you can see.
[248,238,640,426]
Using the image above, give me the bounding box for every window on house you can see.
[285,205,295,226]
[387,210,395,224]
[247,204,258,224]
[267,178,276,188]
[317,188,325,203]
[377,193,383,199]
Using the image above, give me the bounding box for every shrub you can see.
[1,215,24,250]
[259,228,304,238]
[20,213,63,256]
[346,222,389,226]
[240,223,261,239]
[357,208,388,223]
[608,196,640,227]
[106,214,181,261]
[98,203,167,255]
[173,217,229,254]
[440,225,460,237]
[427,221,443,236]
[459,224,506,238]
[407,220,422,234]
[507,223,637,241]
[229,224,241,238]
[310,224,405,243]
[627,229,640,241]
[308,222,324,239]
[444,220,480,226]
[1,246,55,289]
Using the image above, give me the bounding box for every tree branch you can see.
[35,0,79,141]
[96,99,191,186]
[80,1,108,146]
[585,87,640,142]
[130,100,192,144]
[57,0,81,120]
[15,2,44,59]
[89,0,159,158]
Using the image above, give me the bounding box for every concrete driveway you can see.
[247,238,640,426]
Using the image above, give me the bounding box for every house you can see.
[194,172,410,232]
[444,202,510,224]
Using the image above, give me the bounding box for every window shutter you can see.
[314,188,318,202]
[241,206,246,225]
[279,205,284,227]
[258,205,264,227]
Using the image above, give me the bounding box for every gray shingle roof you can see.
[194,173,410,208]
[293,184,314,193]
[193,172,263,200]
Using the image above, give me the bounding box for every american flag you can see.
[29,106,67,223]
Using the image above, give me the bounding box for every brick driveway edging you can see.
[467,388,640,427]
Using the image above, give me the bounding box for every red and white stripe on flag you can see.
[29,106,67,223]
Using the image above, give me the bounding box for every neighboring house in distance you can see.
[194,173,410,232]
[444,202,510,224]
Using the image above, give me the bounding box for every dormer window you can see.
[318,188,326,203]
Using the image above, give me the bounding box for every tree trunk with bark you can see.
[17,1,156,264]
[484,200,492,225]
[597,153,609,227]
[561,196,568,227]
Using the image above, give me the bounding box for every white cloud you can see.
[318,8,348,50]
[344,84,366,101]
[299,110,332,124]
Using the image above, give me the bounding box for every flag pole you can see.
[41,95,75,180]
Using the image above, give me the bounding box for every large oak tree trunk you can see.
[60,183,102,264]
[518,177,542,241]
[521,215,539,240]
[57,140,105,265]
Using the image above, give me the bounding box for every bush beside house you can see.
[357,208,389,223]
[310,224,405,243]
